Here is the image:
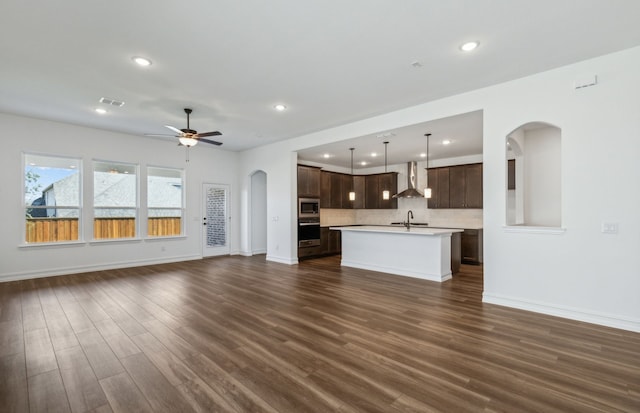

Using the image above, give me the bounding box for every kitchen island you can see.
[330,226,463,282]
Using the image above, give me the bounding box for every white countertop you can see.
[323,224,483,230]
[330,225,463,236]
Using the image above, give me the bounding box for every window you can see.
[147,166,184,237]
[93,161,138,239]
[24,153,81,243]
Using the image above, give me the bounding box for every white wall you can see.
[0,113,241,280]
[239,46,640,332]
[239,144,298,263]
[524,126,561,226]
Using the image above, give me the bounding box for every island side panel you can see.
[339,230,453,282]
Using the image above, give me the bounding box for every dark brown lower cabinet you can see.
[320,227,341,255]
[300,228,341,260]
[298,245,322,259]
[451,232,461,274]
[461,229,483,265]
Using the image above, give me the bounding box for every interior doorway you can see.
[250,170,267,255]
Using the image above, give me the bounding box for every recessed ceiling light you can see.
[360,161,367,166]
[70,165,77,169]
[420,153,427,158]
[460,41,479,52]
[132,56,152,67]
[323,153,331,159]
[274,104,287,112]
[442,139,451,145]
[95,108,107,114]
[371,152,377,157]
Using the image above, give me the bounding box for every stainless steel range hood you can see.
[392,161,424,198]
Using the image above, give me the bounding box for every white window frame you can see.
[146,165,185,238]
[92,160,139,241]
[22,152,83,245]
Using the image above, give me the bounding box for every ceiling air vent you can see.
[99,97,125,107]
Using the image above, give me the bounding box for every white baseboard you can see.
[483,292,640,333]
[266,255,298,265]
[238,250,267,257]
[0,254,202,282]
[252,248,267,255]
[341,259,451,282]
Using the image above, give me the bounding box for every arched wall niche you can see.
[506,122,562,228]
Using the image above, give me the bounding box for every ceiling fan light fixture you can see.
[132,56,152,67]
[179,136,198,147]
[460,41,479,52]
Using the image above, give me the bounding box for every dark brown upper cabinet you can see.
[320,170,332,207]
[364,174,380,209]
[320,170,355,209]
[297,165,321,198]
[364,173,398,209]
[319,171,396,209]
[378,173,398,209]
[463,163,483,208]
[427,163,482,209]
[352,175,366,209]
[427,167,450,209]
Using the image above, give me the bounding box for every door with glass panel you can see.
[202,183,230,257]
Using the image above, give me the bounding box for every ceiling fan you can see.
[145,108,223,146]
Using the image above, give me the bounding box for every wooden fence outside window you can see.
[25,217,181,243]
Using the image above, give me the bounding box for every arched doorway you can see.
[250,170,267,255]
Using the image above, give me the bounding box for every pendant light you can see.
[382,141,390,200]
[348,148,356,201]
[424,133,432,198]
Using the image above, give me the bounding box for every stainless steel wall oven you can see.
[298,218,320,247]
[298,198,320,247]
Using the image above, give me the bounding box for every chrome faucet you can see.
[405,210,414,230]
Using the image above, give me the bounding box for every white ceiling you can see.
[297,110,483,169]
[1,1,640,154]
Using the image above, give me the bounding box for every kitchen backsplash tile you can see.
[320,209,357,226]
[322,198,482,229]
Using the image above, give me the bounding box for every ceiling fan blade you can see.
[145,133,177,137]
[164,125,183,134]
[196,131,222,138]
[199,138,223,146]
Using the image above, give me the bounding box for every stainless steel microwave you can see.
[298,198,320,218]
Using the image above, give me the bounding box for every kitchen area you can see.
[295,110,484,281]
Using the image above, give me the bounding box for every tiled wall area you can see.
[321,197,482,229]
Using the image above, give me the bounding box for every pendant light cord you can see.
[384,141,388,173]
[425,133,431,168]
[350,148,354,175]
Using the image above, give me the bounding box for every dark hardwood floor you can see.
[1,255,639,412]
